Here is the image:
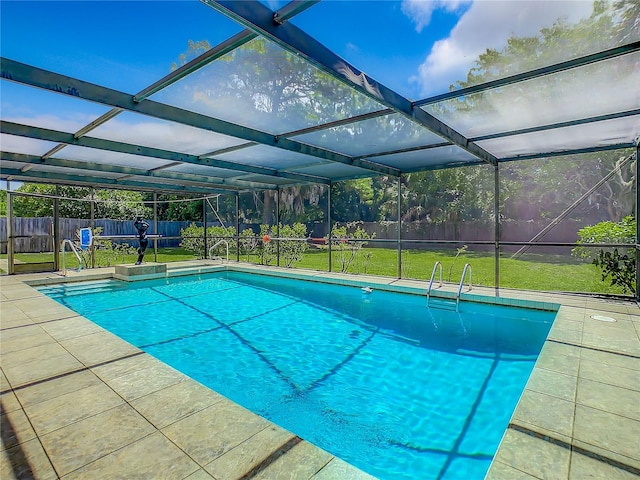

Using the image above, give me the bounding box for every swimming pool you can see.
[40,271,556,480]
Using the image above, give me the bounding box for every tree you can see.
[11,184,151,219]
[574,216,636,293]
[0,189,6,216]
[167,38,392,224]
[434,0,638,224]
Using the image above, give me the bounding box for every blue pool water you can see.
[40,271,555,480]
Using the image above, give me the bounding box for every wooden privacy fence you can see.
[0,217,200,254]
[1,217,582,255]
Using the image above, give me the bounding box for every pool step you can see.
[38,280,122,298]
[166,264,225,278]
[427,297,458,311]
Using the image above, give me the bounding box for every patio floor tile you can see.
[24,382,124,436]
[162,399,270,466]
[130,379,224,429]
[0,408,37,451]
[569,450,639,480]
[204,425,295,480]
[40,404,155,477]
[250,440,333,480]
[105,362,187,402]
[60,331,142,366]
[573,404,640,465]
[576,377,640,421]
[61,431,200,480]
[14,370,103,408]
[492,429,570,480]
[0,438,58,480]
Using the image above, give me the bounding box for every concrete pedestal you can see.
[114,263,167,282]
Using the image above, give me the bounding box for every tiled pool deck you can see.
[1,261,638,479]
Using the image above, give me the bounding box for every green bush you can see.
[239,228,259,262]
[330,222,375,273]
[258,224,276,265]
[574,216,636,294]
[180,223,235,259]
[279,223,308,267]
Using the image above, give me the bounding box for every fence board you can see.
[0,217,201,253]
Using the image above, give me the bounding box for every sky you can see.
[0,0,602,190]
[1,0,596,99]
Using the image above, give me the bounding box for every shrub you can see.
[329,222,375,273]
[573,216,636,294]
[258,224,276,265]
[180,223,235,258]
[239,228,259,262]
[279,223,308,267]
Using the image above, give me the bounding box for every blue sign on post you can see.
[80,227,92,249]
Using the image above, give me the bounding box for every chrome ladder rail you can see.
[426,261,443,306]
[208,239,229,263]
[456,263,473,312]
[60,239,83,276]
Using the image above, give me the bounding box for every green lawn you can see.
[2,245,624,295]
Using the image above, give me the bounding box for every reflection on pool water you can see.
[40,271,556,480]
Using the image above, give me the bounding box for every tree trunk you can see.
[262,191,275,225]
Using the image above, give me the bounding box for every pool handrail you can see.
[60,239,83,275]
[426,261,443,306]
[208,239,229,263]
[456,263,473,312]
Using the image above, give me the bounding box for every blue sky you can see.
[1,0,594,100]
[1,0,597,190]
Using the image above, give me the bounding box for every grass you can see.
[2,246,625,295]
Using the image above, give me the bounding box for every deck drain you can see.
[590,315,616,322]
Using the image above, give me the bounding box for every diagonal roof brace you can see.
[0,167,227,195]
[1,151,277,191]
[0,58,400,177]
[0,120,331,186]
[201,0,498,167]
[415,41,640,107]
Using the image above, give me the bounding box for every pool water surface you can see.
[39,271,556,480]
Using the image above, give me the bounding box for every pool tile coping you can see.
[1,261,639,480]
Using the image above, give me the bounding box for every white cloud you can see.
[410,0,594,96]
[402,0,470,33]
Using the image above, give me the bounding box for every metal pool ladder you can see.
[208,239,229,263]
[455,263,473,312]
[427,262,473,312]
[426,261,442,305]
[60,239,83,276]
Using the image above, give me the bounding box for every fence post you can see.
[90,188,96,268]
[7,184,14,275]
[276,188,280,267]
[203,198,207,259]
[495,164,500,297]
[634,145,640,303]
[235,193,240,263]
[397,175,402,279]
[53,195,60,271]
[328,183,332,273]
[153,193,158,262]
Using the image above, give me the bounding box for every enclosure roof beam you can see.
[469,109,640,143]
[0,167,229,195]
[201,0,498,167]
[500,143,636,162]
[135,1,318,102]
[200,109,394,158]
[1,151,278,191]
[0,120,329,185]
[0,58,399,177]
[415,41,640,107]
[351,109,640,161]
